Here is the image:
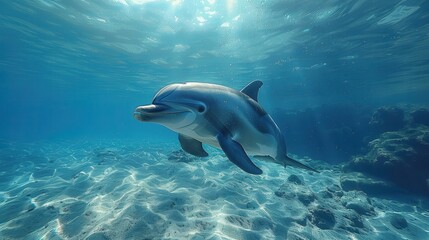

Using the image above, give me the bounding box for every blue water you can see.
[1,0,428,142]
[1,1,429,239]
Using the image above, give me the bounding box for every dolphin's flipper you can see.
[240,80,263,102]
[216,134,263,175]
[178,134,208,157]
[284,155,320,173]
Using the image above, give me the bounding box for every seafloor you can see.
[0,140,428,240]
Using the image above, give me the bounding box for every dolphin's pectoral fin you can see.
[240,80,263,102]
[216,134,263,175]
[178,134,208,157]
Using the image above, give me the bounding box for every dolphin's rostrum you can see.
[134,81,319,174]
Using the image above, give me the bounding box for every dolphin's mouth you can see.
[134,104,187,121]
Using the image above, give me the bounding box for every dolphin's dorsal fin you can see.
[240,80,263,102]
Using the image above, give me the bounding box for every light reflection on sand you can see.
[0,141,428,239]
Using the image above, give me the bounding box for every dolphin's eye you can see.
[197,105,205,113]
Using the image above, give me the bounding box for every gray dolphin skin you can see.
[134,81,319,174]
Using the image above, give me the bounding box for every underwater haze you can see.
[1,0,429,239]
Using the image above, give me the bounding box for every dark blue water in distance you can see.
[1,1,429,239]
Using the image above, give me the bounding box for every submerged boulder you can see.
[345,126,429,195]
[340,191,375,216]
[275,180,316,206]
[369,107,405,134]
[287,174,304,185]
[308,206,336,230]
[411,108,429,126]
[389,214,408,229]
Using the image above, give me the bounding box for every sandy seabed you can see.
[0,140,428,240]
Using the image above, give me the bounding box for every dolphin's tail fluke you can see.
[283,155,320,173]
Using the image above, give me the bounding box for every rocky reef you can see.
[274,105,429,195]
[274,174,378,234]
[411,108,429,126]
[368,106,406,135]
[345,107,429,195]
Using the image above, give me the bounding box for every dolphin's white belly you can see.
[192,119,278,157]
[177,119,277,157]
[240,134,278,156]
[233,119,279,157]
[177,122,220,148]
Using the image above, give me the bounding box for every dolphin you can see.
[134,81,319,174]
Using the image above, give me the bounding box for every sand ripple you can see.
[0,141,428,239]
